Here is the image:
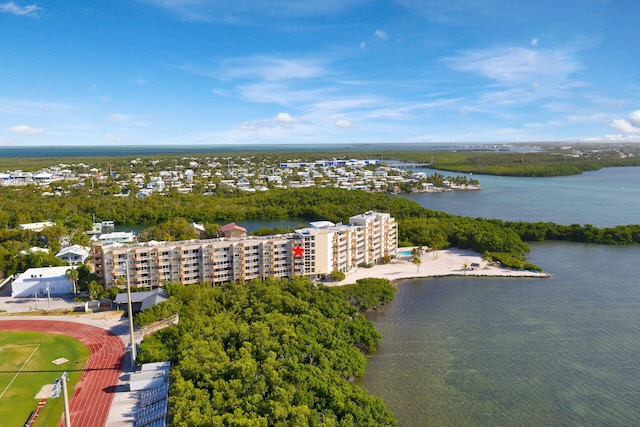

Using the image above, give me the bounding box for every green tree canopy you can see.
[136,277,396,426]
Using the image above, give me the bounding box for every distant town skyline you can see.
[1,0,639,147]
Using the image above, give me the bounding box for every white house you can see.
[11,266,73,297]
[19,221,54,232]
[55,245,90,265]
[91,231,136,245]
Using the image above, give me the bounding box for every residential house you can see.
[218,223,247,238]
[55,245,90,265]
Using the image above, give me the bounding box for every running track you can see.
[0,319,125,427]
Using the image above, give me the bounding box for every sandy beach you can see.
[337,247,549,285]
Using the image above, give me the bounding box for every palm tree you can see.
[412,255,422,272]
[65,267,79,295]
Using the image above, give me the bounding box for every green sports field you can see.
[0,331,89,427]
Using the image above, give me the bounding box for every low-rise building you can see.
[11,266,73,297]
[92,231,137,245]
[218,222,247,238]
[19,221,54,232]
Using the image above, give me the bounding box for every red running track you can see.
[0,319,125,427]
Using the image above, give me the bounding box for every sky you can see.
[1,0,640,147]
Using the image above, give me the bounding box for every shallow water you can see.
[364,168,640,426]
[360,242,640,426]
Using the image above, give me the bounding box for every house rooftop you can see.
[219,222,247,233]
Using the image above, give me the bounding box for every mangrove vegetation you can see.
[134,277,397,426]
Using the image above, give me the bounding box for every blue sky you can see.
[1,0,639,147]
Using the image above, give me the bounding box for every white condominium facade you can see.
[93,211,397,288]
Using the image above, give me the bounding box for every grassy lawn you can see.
[0,331,89,427]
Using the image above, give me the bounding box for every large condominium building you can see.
[93,211,397,288]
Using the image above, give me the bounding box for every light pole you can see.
[122,260,137,368]
[46,283,51,310]
[51,372,71,426]
[61,372,71,427]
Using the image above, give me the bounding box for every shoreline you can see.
[332,247,549,286]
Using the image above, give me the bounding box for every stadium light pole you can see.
[61,372,71,427]
[122,260,136,368]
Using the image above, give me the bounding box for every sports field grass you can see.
[0,331,89,427]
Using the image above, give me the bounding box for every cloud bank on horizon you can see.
[1,0,639,146]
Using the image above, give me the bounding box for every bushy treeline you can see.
[0,184,424,229]
[135,277,396,426]
[504,221,640,245]
[339,278,397,313]
[3,186,640,273]
[0,227,67,276]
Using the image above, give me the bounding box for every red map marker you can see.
[292,245,304,257]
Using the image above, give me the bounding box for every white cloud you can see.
[375,30,388,40]
[107,113,131,123]
[221,57,325,82]
[629,110,640,126]
[608,110,640,134]
[610,119,640,134]
[531,38,539,47]
[274,112,300,123]
[0,2,41,16]
[0,98,72,115]
[313,97,379,112]
[239,82,327,106]
[107,133,125,142]
[138,0,370,22]
[237,112,305,132]
[585,134,640,142]
[445,47,581,85]
[335,119,354,128]
[8,124,45,134]
[360,42,366,49]
[477,87,541,106]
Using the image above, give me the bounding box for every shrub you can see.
[330,270,346,282]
